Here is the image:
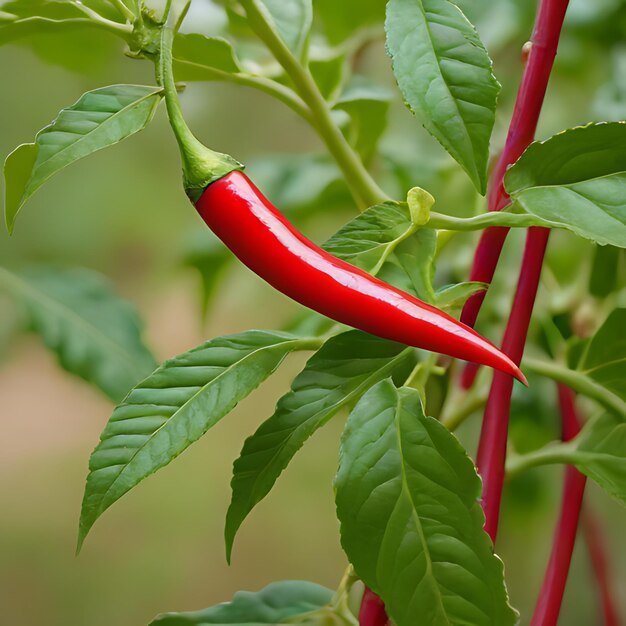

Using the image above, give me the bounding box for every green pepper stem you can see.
[505,443,576,479]
[523,358,626,419]
[427,209,541,231]
[157,6,241,197]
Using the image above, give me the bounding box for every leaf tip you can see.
[224,517,238,565]
[75,531,86,557]
[5,213,15,235]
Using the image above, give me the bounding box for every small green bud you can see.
[407,186,435,226]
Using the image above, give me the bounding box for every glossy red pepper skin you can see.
[195,171,527,383]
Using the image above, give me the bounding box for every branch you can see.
[476,226,550,541]
[523,357,626,419]
[530,385,586,626]
[582,511,621,626]
[460,0,570,332]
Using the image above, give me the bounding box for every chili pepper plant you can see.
[1,0,625,624]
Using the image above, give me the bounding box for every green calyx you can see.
[182,143,243,201]
[156,5,242,198]
[127,8,161,59]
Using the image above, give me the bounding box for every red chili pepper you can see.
[359,587,388,626]
[195,171,527,383]
[157,23,525,382]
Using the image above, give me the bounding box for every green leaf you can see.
[385,0,500,194]
[577,308,626,402]
[181,230,232,322]
[336,380,517,626]
[150,580,334,625]
[247,154,345,215]
[567,413,626,505]
[254,0,312,60]
[589,245,623,297]
[1,0,81,20]
[322,202,415,273]
[505,122,626,193]
[509,173,626,248]
[0,15,97,44]
[173,33,242,81]
[333,76,392,160]
[4,84,163,233]
[382,228,437,303]
[315,0,384,45]
[322,201,437,301]
[435,281,488,310]
[0,266,156,401]
[0,1,103,44]
[309,49,346,101]
[503,123,626,248]
[225,331,413,560]
[78,330,319,549]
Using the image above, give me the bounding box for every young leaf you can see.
[173,33,243,81]
[4,85,163,232]
[150,580,333,625]
[568,413,626,506]
[0,266,156,402]
[336,380,517,626]
[78,330,319,549]
[225,331,413,560]
[385,0,500,194]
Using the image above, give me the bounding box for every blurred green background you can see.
[1,0,625,624]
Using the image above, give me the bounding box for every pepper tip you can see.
[515,368,529,387]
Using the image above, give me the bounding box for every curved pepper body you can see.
[195,171,526,383]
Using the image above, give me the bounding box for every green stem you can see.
[440,392,487,431]
[523,357,626,419]
[427,210,542,232]
[177,63,311,121]
[405,352,439,388]
[157,8,241,196]
[238,0,389,210]
[108,0,135,23]
[506,443,576,480]
[69,2,132,36]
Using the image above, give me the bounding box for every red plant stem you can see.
[460,0,570,333]
[477,227,550,541]
[582,511,621,626]
[530,384,586,626]
[359,587,388,626]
